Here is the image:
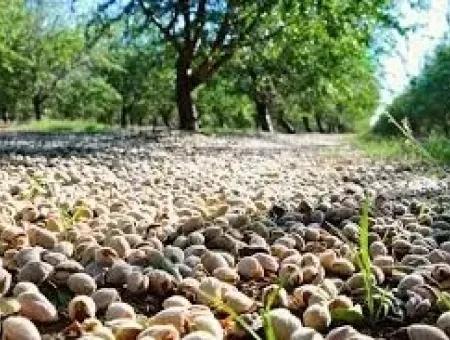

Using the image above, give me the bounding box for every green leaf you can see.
[357,199,375,320]
[331,306,365,324]
[72,206,92,222]
[438,292,450,312]
[262,311,277,340]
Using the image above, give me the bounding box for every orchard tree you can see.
[228,0,391,132]
[88,0,284,131]
[377,43,450,136]
[28,27,86,120]
[51,71,122,123]
[90,19,175,127]
[0,0,89,122]
[0,0,33,121]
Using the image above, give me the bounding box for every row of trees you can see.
[0,0,392,132]
[375,42,450,136]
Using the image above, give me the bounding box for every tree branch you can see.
[191,47,235,88]
[85,1,135,49]
[181,0,191,43]
[190,5,232,83]
[211,7,232,53]
[192,1,279,85]
[137,0,181,51]
[192,0,207,47]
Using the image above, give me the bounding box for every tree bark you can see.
[217,111,226,129]
[161,109,172,129]
[302,116,312,132]
[443,119,450,137]
[327,118,336,133]
[0,107,7,123]
[255,99,273,132]
[334,117,347,133]
[278,116,296,134]
[33,94,44,121]
[162,113,171,129]
[121,104,129,128]
[176,62,198,131]
[444,121,450,137]
[315,114,325,133]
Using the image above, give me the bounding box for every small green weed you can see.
[209,297,262,340]
[20,175,49,201]
[356,199,394,324]
[355,199,375,320]
[206,282,286,340]
[11,119,111,133]
[437,292,450,312]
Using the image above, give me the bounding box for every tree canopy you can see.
[0,0,396,132]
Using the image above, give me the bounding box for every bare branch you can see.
[137,0,181,51]
[181,0,191,43]
[191,2,274,86]
[85,0,135,49]
[192,0,207,46]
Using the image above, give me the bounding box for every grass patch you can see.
[425,135,450,164]
[9,119,112,133]
[356,200,375,320]
[354,133,450,165]
[199,126,256,136]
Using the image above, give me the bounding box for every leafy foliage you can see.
[437,292,450,312]
[375,43,450,137]
[0,0,393,132]
[356,200,375,321]
[330,306,364,324]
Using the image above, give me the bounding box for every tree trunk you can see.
[255,99,273,132]
[315,114,325,133]
[217,111,225,129]
[176,62,198,131]
[302,116,312,132]
[0,107,7,123]
[327,118,336,133]
[443,116,449,136]
[152,116,158,132]
[33,94,44,121]
[121,104,129,128]
[161,110,172,129]
[337,121,346,133]
[279,116,296,134]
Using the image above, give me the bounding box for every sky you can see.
[377,0,450,108]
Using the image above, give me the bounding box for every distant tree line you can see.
[375,42,450,137]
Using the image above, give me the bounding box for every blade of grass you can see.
[262,283,284,340]
[261,312,276,340]
[382,112,447,175]
[437,292,450,312]
[357,199,374,321]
